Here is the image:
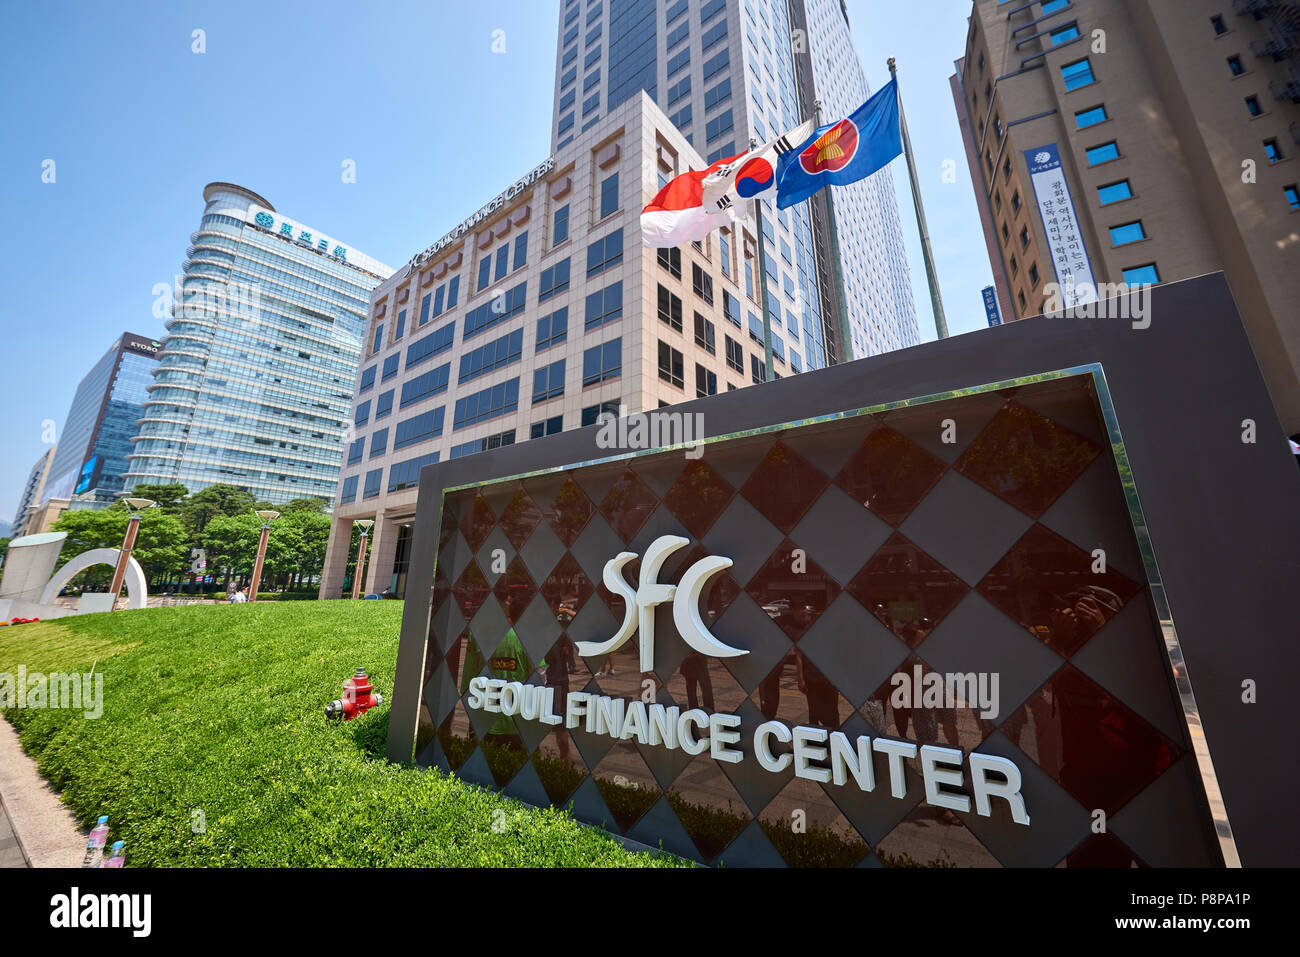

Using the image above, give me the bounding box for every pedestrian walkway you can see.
[0,793,28,867]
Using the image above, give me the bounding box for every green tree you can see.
[51,505,186,591]
[281,509,331,590]
[201,513,261,589]
[181,484,258,537]
[127,483,189,512]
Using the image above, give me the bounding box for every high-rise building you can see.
[953,0,1300,432]
[122,184,393,504]
[551,0,920,364]
[319,96,800,597]
[37,333,162,522]
[11,446,57,537]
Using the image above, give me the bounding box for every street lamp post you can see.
[351,519,374,600]
[108,497,155,608]
[248,509,280,602]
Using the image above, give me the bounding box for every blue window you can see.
[477,256,491,291]
[670,104,692,130]
[581,401,620,427]
[388,451,439,493]
[723,289,740,327]
[371,323,383,354]
[394,310,406,341]
[1086,141,1120,165]
[667,21,688,49]
[1109,221,1146,246]
[586,229,624,277]
[584,69,600,92]
[453,379,520,430]
[339,475,359,504]
[559,89,576,113]
[400,363,450,408]
[539,258,571,302]
[459,329,523,383]
[1122,264,1160,286]
[585,46,601,69]
[375,389,394,420]
[394,407,445,450]
[1227,55,1244,77]
[362,468,382,500]
[1286,184,1300,211]
[347,438,364,465]
[450,430,515,459]
[531,416,564,439]
[561,67,576,89]
[354,400,370,426]
[359,365,376,393]
[585,282,623,330]
[463,281,527,339]
[1075,104,1107,129]
[705,78,731,112]
[702,19,727,51]
[553,204,569,245]
[668,76,691,105]
[446,275,459,310]
[533,359,566,403]
[537,307,569,351]
[1246,96,1262,117]
[1097,179,1132,205]
[701,0,725,21]
[538,257,569,302]
[667,0,687,22]
[706,109,734,142]
[369,428,388,458]
[1050,24,1080,46]
[432,284,446,318]
[513,231,528,270]
[583,92,600,116]
[494,243,510,281]
[407,323,455,369]
[1265,139,1283,163]
[1060,58,1095,91]
[382,353,400,382]
[600,173,619,218]
[419,294,431,326]
[668,48,690,77]
[703,49,729,83]
[582,339,621,386]
[1041,0,1070,12]
[707,141,736,164]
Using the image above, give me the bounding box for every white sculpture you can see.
[0,532,147,621]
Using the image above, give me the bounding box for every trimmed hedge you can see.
[0,603,684,867]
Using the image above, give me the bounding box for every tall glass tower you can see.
[123,183,393,505]
[41,333,161,507]
[551,0,919,364]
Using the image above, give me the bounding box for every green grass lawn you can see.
[0,603,685,867]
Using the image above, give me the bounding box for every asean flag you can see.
[775,78,903,210]
[640,152,744,248]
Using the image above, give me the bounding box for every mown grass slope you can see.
[0,602,683,867]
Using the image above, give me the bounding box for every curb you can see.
[0,717,87,868]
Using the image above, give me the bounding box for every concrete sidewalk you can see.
[0,718,85,867]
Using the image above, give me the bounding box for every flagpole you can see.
[814,99,855,364]
[889,58,949,340]
[749,138,776,383]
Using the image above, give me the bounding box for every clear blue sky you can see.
[0,0,989,526]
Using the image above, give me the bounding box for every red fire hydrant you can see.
[325,668,383,720]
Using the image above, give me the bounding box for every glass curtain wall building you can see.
[552,0,919,366]
[123,183,393,505]
[40,333,162,508]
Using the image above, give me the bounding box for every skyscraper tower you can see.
[123,183,393,504]
[551,0,920,364]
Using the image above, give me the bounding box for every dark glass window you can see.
[585,281,624,330]
[725,335,743,373]
[533,358,566,403]
[394,407,446,450]
[369,428,389,458]
[657,246,682,278]
[657,284,683,331]
[359,365,376,393]
[537,307,569,351]
[339,475,359,504]
[695,363,718,398]
[691,262,714,304]
[347,437,364,465]
[582,339,622,386]
[453,378,520,429]
[694,312,716,353]
[375,390,394,420]
[586,229,624,276]
[600,173,620,218]
[554,204,570,244]
[658,341,684,388]
[354,400,370,426]
[459,328,524,383]
[399,363,451,408]
[407,323,455,369]
[362,468,382,500]
[539,258,571,302]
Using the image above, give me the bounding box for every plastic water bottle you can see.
[102,841,126,869]
[81,816,109,868]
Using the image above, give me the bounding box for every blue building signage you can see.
[982,286,1002,327]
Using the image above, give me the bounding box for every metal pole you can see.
[351,532,369,600]
[752,194,776,383]
[249,525,271,602]
[814,99,855,364]
[889,58,949,340]
[106,514,141,605]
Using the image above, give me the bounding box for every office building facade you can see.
[320,95,801,597]
[551,0,920,364]
[11,446,57,537]
[37,333,162,520]
[953,0,1300,432]
[122,183,393,505]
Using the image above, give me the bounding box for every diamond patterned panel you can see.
[409,374,1217,868]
